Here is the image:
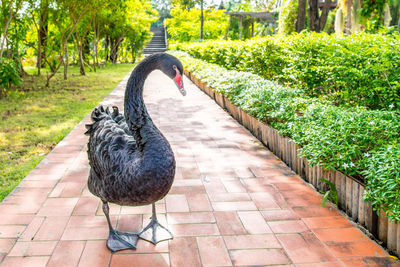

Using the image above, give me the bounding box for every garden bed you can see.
[173,51,400,257]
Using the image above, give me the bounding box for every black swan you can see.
[85,53,185,252]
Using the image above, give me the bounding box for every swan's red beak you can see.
[174,70,186,96]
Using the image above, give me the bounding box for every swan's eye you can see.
[172,65,177,71]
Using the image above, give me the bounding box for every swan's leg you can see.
[102,201,138,252]
[139,203,173,245]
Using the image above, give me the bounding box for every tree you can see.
[308,0,332,32]
[296,0,306,32]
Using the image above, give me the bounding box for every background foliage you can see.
[165,5,228,42]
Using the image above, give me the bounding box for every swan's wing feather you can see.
[87,106,137,186]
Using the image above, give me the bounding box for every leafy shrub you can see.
[172,32,400,110]
[0,59,22,97]
[170,50,400,221]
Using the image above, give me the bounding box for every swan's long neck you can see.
[124,55,164,151]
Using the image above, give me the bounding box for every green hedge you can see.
[172,32,400,110]
[170,50,400,221]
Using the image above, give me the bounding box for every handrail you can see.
[163,20,168,50]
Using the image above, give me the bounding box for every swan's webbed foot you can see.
[107,230,138,252]
[139,219,173,245]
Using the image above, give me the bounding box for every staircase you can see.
[143,27,167,55]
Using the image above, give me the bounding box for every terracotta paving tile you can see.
[186,194,212,211]
[110,253,170,267]
[261,209,300,221]
[197,236,232,266]
[116,214,142,232]
[169,185,206,196]
[59,182,86,197]
[0,256,49,267]
[274,182,316,192]
[208,192,250,202]
[203,179,228,195]
[165,194,190,213]
[249,192,280,209]
[212,201,257,211]
[0,239,16,254]
[167,212,215,224]
[326,241,387,257]
[302,216,353,229]
[8,241,57,256]
[296,262,342,267]
[34,216,70,241]
[0,214,35,225]
[277,232,336,264]
[73,197,99,215]
[241,178,276,193]
[118,238,169,254]
[0,225,25,238]
[214,211,247,235]
[120,203,166,215]
[0,202,42,214]
[284,193,324,207]
[313,227,369,242]
[230,249,291,266]
[169,237,201,267]
[339,256,399,266]
[170,223,219,237]
[19,216,45,241]
[268,220,309,233]
[223,234,281,249]
[37,197,79,216]
[292,206,340,218]
[221,180,246,193]
[77,240,111,267]
[238,211,272,234]
[47,240,85,267]
[61,166,89,183]
[19,180,58,188]
[62,215,117,240]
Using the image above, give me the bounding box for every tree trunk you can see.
[346,0,352,34]
[296,0,307,32]
[78,44,86,75]
[308,0,332,32]
[200,0,204,40]
[105,37,109,63]
[74,34,86,76]
[37,29,42,75]
[0,1,13,58]
[64,44,68,80]
[92,16,97,72]
[37,0,49,68]
[110,37,122,64]
[308,0,318,31]
[319,0,332,30]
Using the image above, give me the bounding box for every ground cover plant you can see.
[0,64,133,201]
[172,32,400,110]
[169,50,400,221]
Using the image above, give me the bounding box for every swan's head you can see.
[160,54,186,96]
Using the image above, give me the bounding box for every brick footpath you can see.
[0,70,398,267]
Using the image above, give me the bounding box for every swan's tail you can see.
[84,106,122,135]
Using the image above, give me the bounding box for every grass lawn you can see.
[0,63,134,201]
